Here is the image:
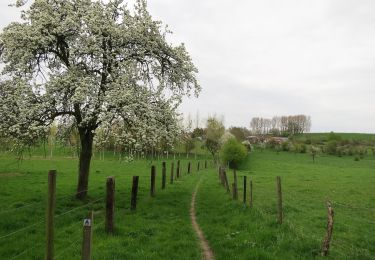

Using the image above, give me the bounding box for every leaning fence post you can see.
[131,176,139,210]
[82,211,93,260]
[321,201,334,256]
[105,176,115,234]
[243,176,247,205]
[150,165,156,197]
[162,162,166,190]
[46,170,56,260]
[170,162,174,184]
[249,179,253,208]
[276,176,282,224]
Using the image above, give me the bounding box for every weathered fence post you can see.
[276,176,282,224]
[162,162,166,190]
[82,211,93,260]
[243,176,247,205]
[233,170,238,200]
[106,176,115,234]
[223,170,230,193]
[176,160,180,179]
[150,165,156,197]
[188,162,191,174]
[170,162,174,184]
[46,170,56,260]
[249,179,253,208]
[321,202,334,256]
[232,183,236,199]
[131,176,139,210]
[220,167,225,186]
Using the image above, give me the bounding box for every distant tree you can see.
[205,116,225,161]
[220,138,248,169]
[0,0,199,198]
[310,146,320,163]
[191,127,205,139]
[229,126,250,141]
[183,134,195,158]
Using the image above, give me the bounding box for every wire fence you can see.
[216,166,375,257]
[0,159,212,259]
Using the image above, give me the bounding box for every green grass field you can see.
[295,132,375,142]
[0,149,374,259]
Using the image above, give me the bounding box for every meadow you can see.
[0,148,374,259]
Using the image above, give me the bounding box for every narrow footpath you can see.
[190,179,215,260]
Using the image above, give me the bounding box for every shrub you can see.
[326,141,337,155]
[328,132,342,141]
[299,144,307,153]
[281,141,291,151]
[220,138,248,169]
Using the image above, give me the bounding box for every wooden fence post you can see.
[82,211,93,260]
[46,170,56,260]
[188,162,191,174]
[223,170,230,193]
[197,161,200,172]
[105,176,115,234]
[276,176,282,224]
[131,176,139,210]
[243,176,247,205]
[162,162,166,190]
[170,162,174,184]
[176,160,180,179]
[150,165,156,197]
[233,170,238,200]
[321,202,334,256]
[249,179,253,208]
[220,167,225,186]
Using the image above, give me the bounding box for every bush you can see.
[328,132,342,141]
[326,141,337,155]
[220,138,248,169]
[281,141,291,151]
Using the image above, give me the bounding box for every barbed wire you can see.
[0,196,103,241]
[9,243,39,259]
[0,217,44,240]
[54,198,103,219]
[0,199,45,216]
[54,236,81,259]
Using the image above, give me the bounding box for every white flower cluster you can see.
[0,0,199,151]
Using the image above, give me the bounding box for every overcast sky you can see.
[1,0,374,133]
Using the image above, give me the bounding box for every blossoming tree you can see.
[0,0,199,198]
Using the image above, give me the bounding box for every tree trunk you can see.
[76,129,94,199]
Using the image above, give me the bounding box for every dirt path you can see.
[190,179,215,260]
